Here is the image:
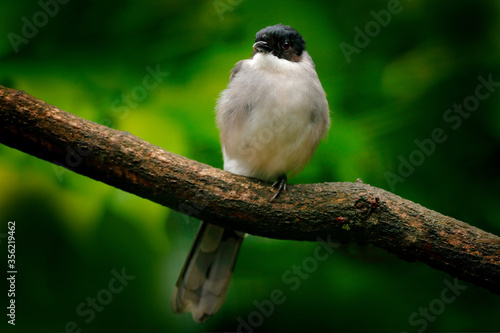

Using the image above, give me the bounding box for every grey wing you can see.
[229,60,245,81]
[217,59,252,150]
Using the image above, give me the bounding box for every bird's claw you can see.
[270,175,287,202]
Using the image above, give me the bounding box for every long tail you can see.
[171,222,244,322]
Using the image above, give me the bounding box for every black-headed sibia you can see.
[172,23,330,322]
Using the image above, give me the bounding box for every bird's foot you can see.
[270,175,287,202]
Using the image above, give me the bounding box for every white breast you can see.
[217,51,330,181]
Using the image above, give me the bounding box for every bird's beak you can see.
[253,41,271,53]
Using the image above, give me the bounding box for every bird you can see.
[171,23,330,323]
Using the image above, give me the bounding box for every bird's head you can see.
[253,24,306,62]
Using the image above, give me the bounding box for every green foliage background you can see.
[1,0,499,332]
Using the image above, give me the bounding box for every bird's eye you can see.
[282,41,290,50]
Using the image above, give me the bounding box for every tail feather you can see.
[172,222,244,322]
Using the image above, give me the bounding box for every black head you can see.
[253,24,306,62]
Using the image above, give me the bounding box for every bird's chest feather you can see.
[245,69,313,141]
[244,55,313,135]
[219,53,325,179]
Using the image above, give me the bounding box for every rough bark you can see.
[1,85,499,294]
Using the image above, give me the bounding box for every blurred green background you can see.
[1,0,499,332]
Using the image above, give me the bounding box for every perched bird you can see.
[171,23,330,322]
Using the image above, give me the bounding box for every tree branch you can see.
[1,85,499,294]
